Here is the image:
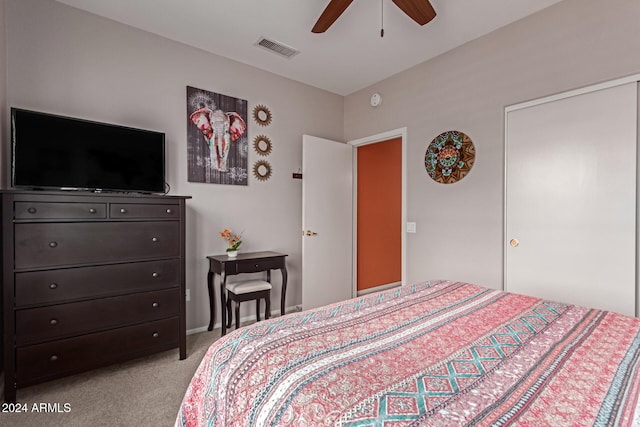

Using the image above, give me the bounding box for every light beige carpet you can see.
[0,329,220,427]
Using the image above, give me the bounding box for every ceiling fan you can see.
[312,0,437,34]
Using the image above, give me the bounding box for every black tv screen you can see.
[11,108,166,193]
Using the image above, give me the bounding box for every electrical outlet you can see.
[185,289,191,302]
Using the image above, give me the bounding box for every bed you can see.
[176,280,640,426]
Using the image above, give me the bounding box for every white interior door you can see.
[505,82,637,316]
[302,135,353,310]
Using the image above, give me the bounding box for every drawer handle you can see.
[152,332,159,338]
[255,264,260,268]
[152,272,159,278]
[120,208,127,214]
[49,283,58,290]
[152,302,159,308]
[49,241,58,248]
[151,237,159,243]
[50,355,58,362]
[50,319,58,326]
[89,208,97,214]
[166,208,173,214]
[27,207,37,214]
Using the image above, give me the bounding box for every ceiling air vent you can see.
[255,37,299,59]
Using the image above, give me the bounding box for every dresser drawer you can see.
[15,259,179,307]
[16,317,179,386]
[15,202,107,220]
[16,288,180,345]
[110,203,179,219]
[235,258,284,274]
[15,221,180,269]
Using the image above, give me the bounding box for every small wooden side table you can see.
[206,251,288,336]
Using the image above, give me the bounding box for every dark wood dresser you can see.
[0,190,190,402]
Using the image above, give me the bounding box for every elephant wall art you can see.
[186,86,249,185]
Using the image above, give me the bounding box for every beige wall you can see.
[5,0,344,330]
[6,0,640,330]
[344,0,640,290]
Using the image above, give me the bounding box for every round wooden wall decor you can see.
[425,130,475,184]
[252,104,272,127]
[253,135,272,156]
[252,160,272,181]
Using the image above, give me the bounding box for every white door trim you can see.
[505,73,640,113]
[348,127,408,297]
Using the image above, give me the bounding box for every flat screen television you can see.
[11,108,166,193]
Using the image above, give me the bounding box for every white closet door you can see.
[505,82,637,316]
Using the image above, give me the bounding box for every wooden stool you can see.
[225,280,272,330]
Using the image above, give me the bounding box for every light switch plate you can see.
[406,222,416,233]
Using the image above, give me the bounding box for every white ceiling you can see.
[55,0,564,96]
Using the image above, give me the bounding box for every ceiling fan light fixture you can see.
[312,0,436,34]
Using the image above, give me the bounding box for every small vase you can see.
[227,250,238,258]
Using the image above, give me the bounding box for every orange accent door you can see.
[357,137,402,291]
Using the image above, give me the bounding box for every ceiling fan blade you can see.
[312,0,354,33]
[391,0,436,26]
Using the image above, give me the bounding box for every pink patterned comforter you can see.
[176,280,640,426]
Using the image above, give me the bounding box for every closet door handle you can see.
[510,239,519,247]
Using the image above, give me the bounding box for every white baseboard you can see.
[186,304,302,335]
[186,326,210,336]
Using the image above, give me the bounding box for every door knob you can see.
[304,230,318,236]
[510,239,519,247]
